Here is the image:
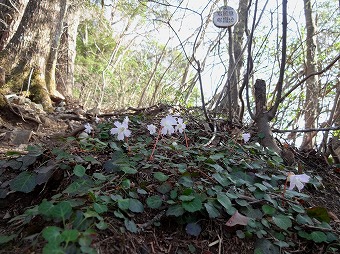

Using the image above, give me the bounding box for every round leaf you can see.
[182,197,203,212]
[310,231,327,243]
[262,204,276,215]
[146,195,163,209]
[74,165,86,177]
[185,223,201,236]
[42,226,63,244]
[153,172,169,182]
[272,214,292,230]
[51,201,72,220]
[10,171,36,193]
[166,205,185,217]
[129,199,144,213]
[217,193,232,210]
[94,203,108,214]
[61,229,79,243]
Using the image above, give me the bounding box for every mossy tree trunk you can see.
[0,0,79,111]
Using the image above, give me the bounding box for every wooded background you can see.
[0,0,339,153]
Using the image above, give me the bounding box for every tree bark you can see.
[300,0,319,150]
[56,3,81,98]
[254,79,281,154]
[0,0,79,110]
[0,0,29,51]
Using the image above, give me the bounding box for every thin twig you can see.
[273,126,340,133]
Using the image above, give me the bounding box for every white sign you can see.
[213,6,238,28]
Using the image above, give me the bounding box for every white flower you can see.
[110,121,131,141]
[288,173,310,192]
[84,123,93,134]
[242,133,251,143]
[160,115,177,135]
[147,124,157,135]
[175,118,186,133]
[123,116,129,126]
[95,116,100,124]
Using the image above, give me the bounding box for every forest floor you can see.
[0,98,339,254]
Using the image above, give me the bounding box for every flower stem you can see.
[149,127,162,160]
[125,137,131,154]
[184,131,189,148]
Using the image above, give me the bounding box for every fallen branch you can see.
[273,126,340,133]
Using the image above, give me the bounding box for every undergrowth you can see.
[0,115,339,254]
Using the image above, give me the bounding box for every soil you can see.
[0,99,339,254]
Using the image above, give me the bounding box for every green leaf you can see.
[290,204,305,213]
[254,239,280,254]
[166,205,185,217]
[51,201,72,220]
[121,179,131,189]
[118,199,130,210]
[10,171,36,193]
[274,241,289,248]
[146,195,163,209]
[113,210,125,219]
[153,172,169,182]
[124,219,138,233]
[296,214,313,225]
[212,173,232,187]
[96,220,108,230]
[209,153,225,160]
[298,231,311,240]
[204,202,220,218]
[235,199,249,206]
[217,193,232,210]
[0,234,16,245]
[272,214,292,230]
[156,182,172,194]
[179,195,195,201]
[61,229,79,243]
[74,164,86,177]
[120,166,137,174]
[262,204,276,215]
[310,231,327,243]
[93,173,107,180]
[129,199,144,213]
[182,197,202,212]
[93,203,108,214]
[42,226,63,244]
[42,243,65,254]
[254,183,267,191]
[38,200,54,216]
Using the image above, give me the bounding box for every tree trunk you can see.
[0,0,29,51]
[0,0,78,110]
[45,0,68,100]
[218,0,248,120]
[56,3,81,98]
[300,0,319,150]
[254,79,281,154]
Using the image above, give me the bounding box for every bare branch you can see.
[273,126,340,133]
[268,0,287,120]
[278,53,340,105]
